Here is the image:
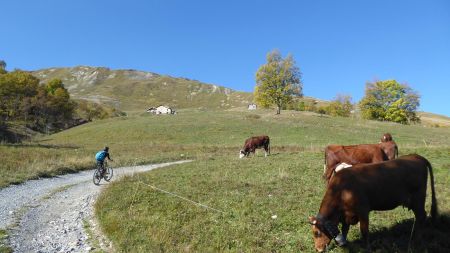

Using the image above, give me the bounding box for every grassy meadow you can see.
[1,109,450,252]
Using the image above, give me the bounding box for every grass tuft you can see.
[0,230,12,253]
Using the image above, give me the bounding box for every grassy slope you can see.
[22,108,445,253]
[418,112,450,127]
[32,67,253,112]
[96,152,450,252]
[2,109,447,187]
[92,110,449,252]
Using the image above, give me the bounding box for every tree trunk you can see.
[276,105,281,114]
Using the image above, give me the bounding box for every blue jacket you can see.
[95,151,110,162]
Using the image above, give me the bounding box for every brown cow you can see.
[323,144,387,182]
[239,135,270,158]
[323,140,399,182]
[309,154,437,252]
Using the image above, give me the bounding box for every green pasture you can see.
[1,109,448,188]
[1,109,449,252]
[95,148,450,252]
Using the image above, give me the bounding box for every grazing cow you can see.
[323,144,387,182]
[379,140,398,160]
[381,133,393,142]
[309,154,437,252]
[239,135,270,158]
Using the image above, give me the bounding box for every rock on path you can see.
[0,160,191,252]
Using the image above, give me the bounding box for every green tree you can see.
[0,66,77,135]
[21,79,75,131]
[0,70,40,121]
[327,95,353,117]
[359,80,420,124]
[317,106,327,117]
[0,60,6,75]
[254,50,302,114]
[45,78,65,95]
[297,101,305,111]
[76,100,110,121]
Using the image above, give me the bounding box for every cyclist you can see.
[95,146,113,176]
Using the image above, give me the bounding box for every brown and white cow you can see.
[309,154,437,252]
[239,135,270,158]
[323,144,387,182]
[323,139,399,182]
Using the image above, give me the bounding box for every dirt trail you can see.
[0,160,191,252]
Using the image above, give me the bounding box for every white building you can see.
[147,105,175,115]
[248,103,257,110]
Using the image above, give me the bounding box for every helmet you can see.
[104,146,109,151]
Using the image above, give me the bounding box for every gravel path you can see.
[0,160,192,252]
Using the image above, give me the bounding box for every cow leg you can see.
[412,205,426,225]
[359,213,370,247]
[412,190,427,223]
[341,222,350,239]
[411,190,427,239]
[335,222,350,246]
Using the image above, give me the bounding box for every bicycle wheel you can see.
[104,167,113,182]
[93,169,102,185]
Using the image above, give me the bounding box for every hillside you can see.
[32,66,450,126]
[418,112,450,127]
[33,66,253,112]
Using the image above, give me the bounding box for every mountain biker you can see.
[95,147,113,175]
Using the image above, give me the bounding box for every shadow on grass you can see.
[344,213,450,253]
[0,126,29,143]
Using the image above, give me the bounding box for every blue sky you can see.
[1,0,449,116]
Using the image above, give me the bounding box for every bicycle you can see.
[93,160,114,185]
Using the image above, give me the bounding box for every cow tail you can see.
[426,159,438,220]
[395,145,399,158]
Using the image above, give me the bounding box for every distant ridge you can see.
[31,66,450,127]
[32,66,253,111]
